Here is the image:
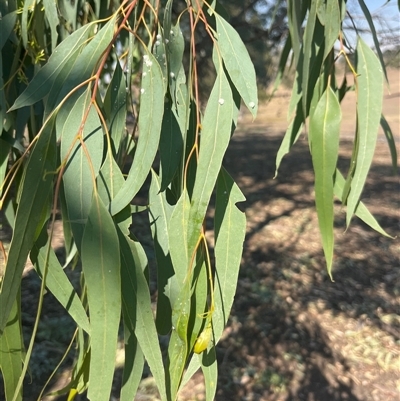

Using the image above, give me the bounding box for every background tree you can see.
[0,1,397,400]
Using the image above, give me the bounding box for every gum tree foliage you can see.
[0,0,397,400]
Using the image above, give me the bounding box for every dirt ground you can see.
[0,69,398,401]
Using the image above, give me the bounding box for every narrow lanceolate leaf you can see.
[149,171,175,334]
[275,103,304,176]
[346,38,383,226]
[213,167,246,341]
[9,23,93,111]
[103,61,127,153]
[309,87,341,278]
[323,0,340,61]
[0,118,56,333]
[380,114,398,174]
[0,11,17,51]
[30,228,90,334]
[169,189,191,286]
[43,0,59,51]
[358,0,388,83]
[119,232,167,401]
[59,89,104,249]
[81,197,121,401]
[0,292,23,401]
[187,70,233,258]
[215,14,258,117]
[111,51,165,215]
[334,169,394,238]
[159,98,184,191]
[201,347,218,401]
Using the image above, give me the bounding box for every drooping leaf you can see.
[81,196,121,401]
[159,98,184,191]
[30,227,90,334]
[59,89,104,248]
[380,114,398,174]
[0,291,23,401]
[0,11,17,51]
[213,167,246,341]
[0,117,56,333]
[215,13,258,117]
[323,0,341,61]
[149,171,175,334]
[103,61,128,153]
[43,0,59,51]
[187,69,233,258]
[119,232,167,401]
[346,37,383,225]
[111,50,165,215]
[309,86,341,278]
[358,0,388,83]
[9,23,94,111]
[334,169,394,238]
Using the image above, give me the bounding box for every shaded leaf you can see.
[0,117,56,333]
[59,89,104,248]
[81,196,121,401]
[0,291,23,401]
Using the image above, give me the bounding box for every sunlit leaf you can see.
[346,37,383,225]
[111,50,165,215]
[309,86,341,278]
[215,13,258,117]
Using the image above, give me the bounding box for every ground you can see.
[0,69,398,401]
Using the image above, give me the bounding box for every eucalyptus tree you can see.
[0,1,396,400]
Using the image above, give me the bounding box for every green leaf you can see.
[149,171,175,334]
[111,50,165,215]
[166,22,185,107]
[309,86,341,278]
[81,196,121,401]
[0,291,23,401]
[215,13,258,117]
[201,347,218,401]
[168,189,191,286]
[59,89,104,248]
[213,168,246,341]
[334,169,394,238]
[159,97,184,191]
[323,0,340,61]
[0,117,56,334]
[358,0,388,83]
[346,37,383,225]
[30,228,90,334]
[0,11,17,51]
[120,323,144,401]
[187,69,233,257]
[43,0,59,51]
[380,114,397,174]
[9,23,93,111]
[103,61,127,153]
[119,232,167,401]
[275,103,304,176]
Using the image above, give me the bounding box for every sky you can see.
[345,0,400,49]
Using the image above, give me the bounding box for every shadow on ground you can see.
[1,129,398,401]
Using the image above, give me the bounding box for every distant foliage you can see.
[0,1,396,401]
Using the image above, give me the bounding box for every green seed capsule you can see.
[194,322,212,354]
